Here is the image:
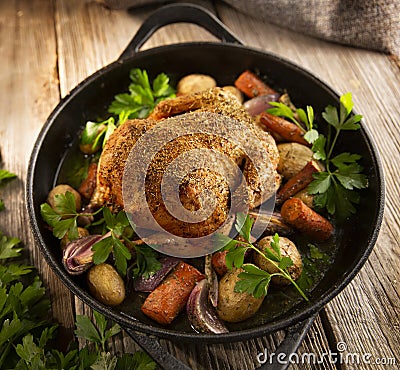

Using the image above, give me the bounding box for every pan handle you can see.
[124,328,191,370]
[124,314,316,370]
[119,3,243,60]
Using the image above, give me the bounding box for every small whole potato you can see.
[87,263,125,306]
[277,143,314,179]
[293,188,314,209]
[47,184,82,212]
[217,266,264,323]
[177,74,217,95]
[254,236,303,285]
[221,85,243,103]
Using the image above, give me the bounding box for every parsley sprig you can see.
[40,191,102,240]
[216,214,308,300]
[40,194,161,279]
[308,93,367,219]
[91,208,132,276]
[80,68,176,152]
[267,93,367,220]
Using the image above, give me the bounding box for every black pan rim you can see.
[26,41,385,343]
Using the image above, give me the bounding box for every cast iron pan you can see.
[26,4,384,370]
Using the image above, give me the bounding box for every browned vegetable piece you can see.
[141,262,204,325]
[221,85,243,103]
[281,198,334,241]
[87,263,125,306]
[293,188,314,208]
[78,162,98,200]
[255,236,302,285]
[47,184,81,212]
[177,74,217,95]
[211,250,229,276]
[234,70,276,98]
[277,143,314,179]
[217,266,264,322]
[259,112,308,145]
[276,161,321,204]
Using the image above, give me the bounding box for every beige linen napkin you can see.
[101,0,400,57]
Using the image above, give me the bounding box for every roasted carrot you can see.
[211,250,229,276]
[78,163,98,200]
[281,198,333,241]
[141,262,204,325]
[276,161,321,204]
[234,70,276,97]
[259,112,308,145]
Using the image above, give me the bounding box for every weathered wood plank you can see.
[216,2,400,369]
[0,0,77,347]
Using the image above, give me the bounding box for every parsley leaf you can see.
[132,244,162,279]
[109,68,175,119]
[0,168,16,211]
[0,169,16,183]
[311,134,327,161]
[304,92,368,220]
[235,212,254,243]
[224,243,249,270]
[235,264,271,298]
[75,311,121,352]
[40,192,103,241]
[91,209,132,276]
[0,232,22,260]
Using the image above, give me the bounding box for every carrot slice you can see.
[259,112,308,145]
[234,70,276,98]
[141,262,204,325]
[276,161,321,204]
[281,198,333,241]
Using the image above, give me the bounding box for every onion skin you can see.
[243,93,280,116]
[62,234,103,275]
[186,279,229,334]
[133,256,180,292]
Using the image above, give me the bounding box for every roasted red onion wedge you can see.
[62,234,107,275]
[133,256,181,292]
[187,279,229,334]
[243,93,280,116]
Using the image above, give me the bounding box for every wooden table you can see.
[1,0,399,369]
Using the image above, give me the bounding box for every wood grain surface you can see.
[0,0,399,369]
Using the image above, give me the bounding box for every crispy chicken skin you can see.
[91,88,280,237]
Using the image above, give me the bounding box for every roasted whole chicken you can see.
[91,88,280,238]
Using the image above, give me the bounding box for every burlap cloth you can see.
[101,0,400,57]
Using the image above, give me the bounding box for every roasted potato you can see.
[177,74,217,95]
[87,263,125,306]
[217,266,264,322]
[254,236,303,285]
[277,143,314,179]
[47,184,82,212]
[221,85,243,103]
[293,188,314,208]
